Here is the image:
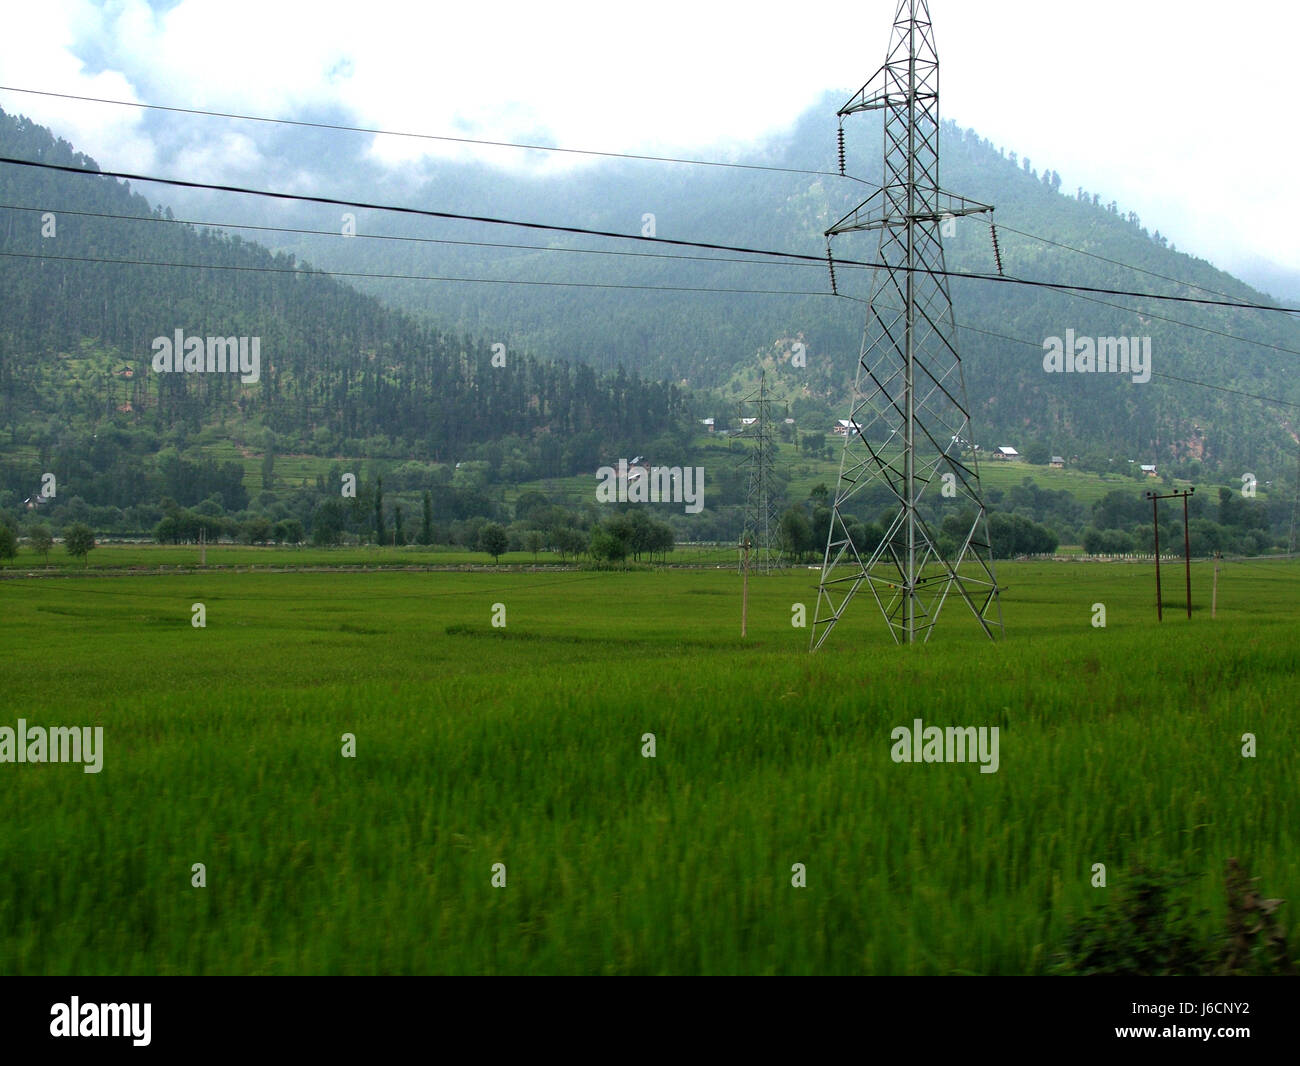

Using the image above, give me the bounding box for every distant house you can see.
[995,446,1020,461]
[701,418,715,432]
[741,417,757,427]
[1049,456,1065,469]
[784,417,795,426]
[832,419,854,436]
[1140,464,1158,478]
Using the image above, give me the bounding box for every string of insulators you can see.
[826,244,838,295]
[836,124,846,176]
[990,222,1004,276]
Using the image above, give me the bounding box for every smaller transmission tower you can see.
[738,370,784,573]
[1289,440,1299,555]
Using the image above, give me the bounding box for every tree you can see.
[374,476,386,546]
[606,509,653,561]
[551,525,587,563]
[779,507,812,562]
[514,491,551,525]
[589,525,627,563]
[990,513,1059,557]
[525,529,544,562]
[261,448,275,491]
[28,523,53,562]
[64,522,96,565]
[478,522,508,563]
[241,516,274,544]
[393,504,405,546]
[419,491,435,546]
[1022,441,1052,466]
[0,524,16,561]
[311,498,347,547]
[645,520,675,563]
[274,518,305,546]
[809,506,831,557]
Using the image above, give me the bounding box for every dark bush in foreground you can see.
[1053,860,1293,976]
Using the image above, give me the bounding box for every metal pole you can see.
[904,13,917,645]
[1150,493,1163,622]
[741,537,751,637]
[1182,490,1192,619]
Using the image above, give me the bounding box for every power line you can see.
[0,201,819,272]
[7,197,1296,368]
[1046,283,1300,359]
[847,295,1300,411]
[6,152,1300,314]
[0,248,828,297]
[982,217,1263,309]
[3,83,1273,312]
[974,217,1300,359]
[2,215,1295,406]
[0,84,857,183]
[0,154,843,264]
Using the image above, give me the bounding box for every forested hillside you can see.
[254,94,1300,479]
[0,106,688,486]
[1,99,1296,555]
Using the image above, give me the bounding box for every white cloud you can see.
[0,0,157,172]
[1,0,1295,270]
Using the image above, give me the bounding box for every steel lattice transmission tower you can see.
[738,370,785,573]
[812,0,1002,648]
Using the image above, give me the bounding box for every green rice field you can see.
[1,556,1296,974]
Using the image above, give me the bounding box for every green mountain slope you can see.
[0,107,691,506]
[256,95,1300,479]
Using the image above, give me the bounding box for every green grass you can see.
[0,541,737,572]
[1,560,1296,974]
[506,443,1203,512]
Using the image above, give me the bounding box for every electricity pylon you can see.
[738,370,784,573]
[812,0,1002,648]
[1289,440,1299,555]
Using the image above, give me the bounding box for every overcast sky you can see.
[1,0,1295,277]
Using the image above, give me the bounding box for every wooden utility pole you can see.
[741,536,751,637]
[1182,490,1192,620]
[1146,487,1195,621]
[1149,492,1163,622]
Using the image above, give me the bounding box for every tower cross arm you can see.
[826,189,993,237]
[839,86,937,116]
[838,65,890,116]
